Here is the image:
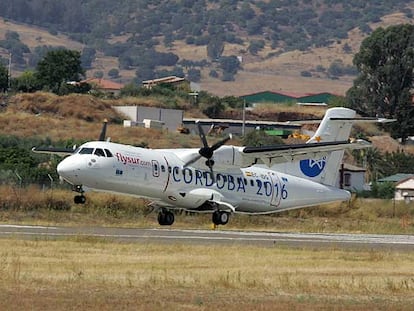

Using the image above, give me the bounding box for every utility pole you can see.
[8,52,12,91]
[242,99,246,137]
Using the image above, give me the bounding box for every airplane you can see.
[32,107,381,226]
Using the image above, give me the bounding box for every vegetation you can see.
[346,24,414,143]
[0,1,413,83]
[352,148,414,182]
[0,62,8,92]
[35,49,85,94]
[0,237,413,310]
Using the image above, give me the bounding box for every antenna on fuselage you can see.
[99,119,108,141]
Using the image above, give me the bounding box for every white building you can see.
[395,176,414,202]
[114,106,183,132]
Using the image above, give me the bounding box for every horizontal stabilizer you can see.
[31,147,75,156]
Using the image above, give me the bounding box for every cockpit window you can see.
[94,148,105,157]
[79,147,94,154]
[104,149,113,157]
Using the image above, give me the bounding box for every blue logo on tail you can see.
[300,157,327,177]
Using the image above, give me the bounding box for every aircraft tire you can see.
[158,211,174,226]
[212,211,221,225]
[74,195,86,204]
[212,211,229,225]
[219,211,229,225]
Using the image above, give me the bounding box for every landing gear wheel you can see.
[158,210,175,226]
[212,211,230,225]
[74,195,86,204]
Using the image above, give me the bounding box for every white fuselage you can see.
[57,141,350,214]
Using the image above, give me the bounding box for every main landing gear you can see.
[73,185,86,204]
[212,211,230,226]
[158,209,175,226]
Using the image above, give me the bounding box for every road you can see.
[0,224,413,250]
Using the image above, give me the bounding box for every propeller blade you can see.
[183,154,203,167]
[98,119,108,141]
[205,159,216,183]
[210,134,232,151]
[196,121,209,149]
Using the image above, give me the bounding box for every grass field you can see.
[0,238,413,310]
[0,186,414,310]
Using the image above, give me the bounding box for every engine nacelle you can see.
[208,145,244,169]
[167,188,224,209]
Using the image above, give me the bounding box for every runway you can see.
[0,224,413,250]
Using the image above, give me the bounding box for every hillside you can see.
[2,92,412,157]
[1,1,414,96]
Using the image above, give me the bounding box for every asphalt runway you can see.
[0,224,413,250]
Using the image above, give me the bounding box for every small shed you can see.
[395,176,414,201]
[337,163,367,192]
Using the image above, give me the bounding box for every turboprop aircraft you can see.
[33,107,377,226]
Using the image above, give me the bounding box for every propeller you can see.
[98,119,108,141]
[184,121,232,182]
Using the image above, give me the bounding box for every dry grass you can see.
[0,238,413,310]
[7,92,120,123]
[1,186,413,235]
[0,18,83,53]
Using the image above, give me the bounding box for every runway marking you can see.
[0,226,413,248]
[0,224,58,229]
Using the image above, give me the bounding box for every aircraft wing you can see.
[240,139,370,167]
[31,147,75,157]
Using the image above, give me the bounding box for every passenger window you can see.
[94,148,105,157]
[79,148,93,154]
[104,149,113,157]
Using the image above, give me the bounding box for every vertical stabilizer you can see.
[273,107,356,186]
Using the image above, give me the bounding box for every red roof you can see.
[82,78,124,90]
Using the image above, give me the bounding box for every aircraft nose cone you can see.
[57,159,69,176]
[57,157,81,182]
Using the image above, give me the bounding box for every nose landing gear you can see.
[73,185,86,204]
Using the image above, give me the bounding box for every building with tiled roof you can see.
[82,78,124,96]
[142,76,187,89]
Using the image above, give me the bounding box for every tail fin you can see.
[307,107,356,143]
[274,107,356,186]
[304,107,356,186]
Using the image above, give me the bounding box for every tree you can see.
[219,56,240,75]
[242,130,284,146]
[12,70,40,93]
[346,24,414,143]
[36,49,85,93]
[0,62,8,92]
[207,37,224,60]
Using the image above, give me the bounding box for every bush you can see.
[370,182,395,199]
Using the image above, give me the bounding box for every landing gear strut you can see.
[73,185,86,204]
[212,211,230,225]
[158,209,175,226]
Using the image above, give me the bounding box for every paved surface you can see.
[0,224,413,250]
